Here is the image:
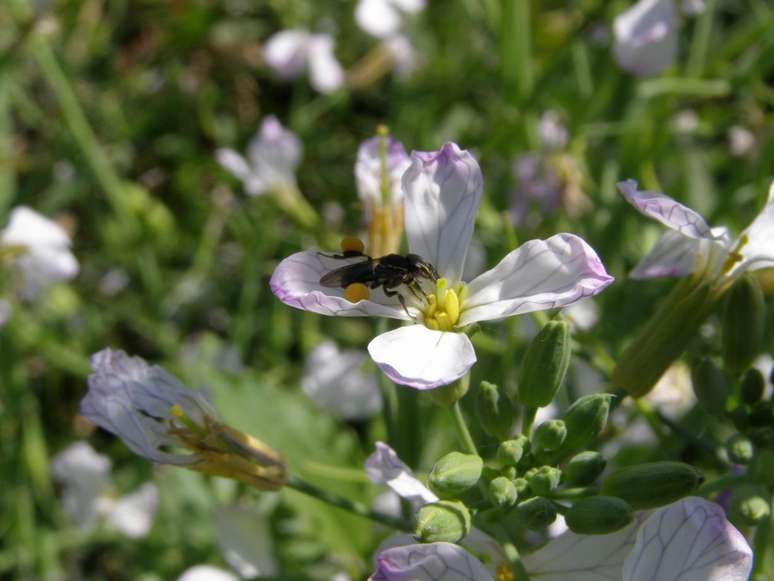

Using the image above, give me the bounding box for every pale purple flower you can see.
[355,135,411,208]
[365,441,438,510]
[384,35,418,77]
[618,179,774,284]
[538,111,569,150]
[613,0,677,77]
[216,116,302,197]
[263,29,344,94]
[370,542,492,581]
[271,143,613,389]
[355,0,425,39]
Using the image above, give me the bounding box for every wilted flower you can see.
[263,29,344,94]
[272,143,613,389]
[80,349,287,490]
[355,0,425,39]
[0,206,78,299]
[613,0,677,77]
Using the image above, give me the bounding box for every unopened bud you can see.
[476,381,516,441]
[722,273,765,373]
[691,358,730,416]
[565,451,607,486]
[498,436,529,467]
[559,394,612,453]
[532,420,567,452]
[725,434,754,465]
[513,477,529,495]
[415,500,471,543]
[566,496,634,535]
[731,484,771,526]
[489,476,518,508]
[526,466,562,496]
[502,466,517,480]
[740,368,765,405]
[518,320,571,408]
[601,461,703,509]
[511,496,557,530]
[429,452,483,498]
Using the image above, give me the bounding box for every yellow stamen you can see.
[340,237,365,254]
[421,280,464,332]
[496,564,515,581]
[436,278,448,307]
[721,234,749,275]
[444,287,460,323]
[344,283,370,303]
[170,404,184,418]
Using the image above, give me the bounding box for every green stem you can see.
[687,0,716,77]
[452,400,478,456]
[493,525,531,581]
[751,492,771,578]
[521,407,537,437]
[285,475,412,532]
[696,474,745,497]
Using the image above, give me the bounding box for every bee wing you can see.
[319,258,374,288]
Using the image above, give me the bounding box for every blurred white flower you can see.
[753,354,773,399]
[563,297,599,331]
[681,0,706,16]
[613,0,677,77]
[384,35,418,77]
[214,505,277,578]
[1,206,78,299]
[538,111,568,150]
[102,482,158,538]
[728,126,756,157]
[0,299,11,327]
[177,565,239,581]
[355,0,425,39]
[263,29,344,93]
[646,361,695,419]
[302,340,382,421]
[672,110,699,135]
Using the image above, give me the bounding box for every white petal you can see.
[307,34,344,94]
[215,148,252,181]
[622,497,753,581]
[214,505,277,578]
[177,565,239,581]
[368,325,476,389]
[51,442,112,530]
[630,229,703,279]
[365,441,438,509]
[461,234,614,325]
[734,180,774,273]
[1,206,71,248]
[393,0,426,13]
[355,0,401,38]
[403,143,483,283]
[244,116,302,193]
[562,297,599,331]
[263,29,309,78]
[613,0,678,77]
[371,542,492,581]
[270,250,411,320]
[106,482,158,538]
[384,35,418,77]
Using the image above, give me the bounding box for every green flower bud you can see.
[513,477,529,495]
[429,452,483,498]
[476,381,516,441]
[740,368,765,405]
[722,273,765,373]
[749,400,773,427]
[729,406,750,431]
[489,476,518,508]
[601,461,703,509]
[518,320,571,408]
[731,484,771,526]
[526,466,562,496]
[511,496,557,530]
[725,434,754,465]
[415,500,471,543]
[502,466,517,480]
[752,450,774,485]
[691,358,730,416]
[565,496,634,535]
[532,420,567,452]
[498,436,529,467]
[559,394,612,453]
[564,451,607,486]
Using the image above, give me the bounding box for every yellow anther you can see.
[170,404,184,418]
[377,124,389,137]
[344,283,370,303]
[444,287,460,323]
[436,278,448,307]
[425,318,440,331]
[496,564,515,581]
[340,237,365,254]
[421,281,463,332]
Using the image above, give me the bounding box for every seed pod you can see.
[489,476,518,508]
[564,451,607,486]
[518,320,571,408]
[476,381,517,441]
[722,273,765,373]
[498,436,529,468]
[566,496,634,535]
[691,358,730,417]
[511,496,557,530]
[429,452,483,498]
[725,434,754,465]
[415,500,471,543]
[559,394,612,453]
[740,368,765,405]
[731,484,771,526]
[601,461,703,509]
[532,420,567,452]
[526,466,562,496]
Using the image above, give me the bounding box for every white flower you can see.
[1,206,78,299]
[563,297,599,331]
[355,0,425,39]
[216,116,302,197]
[681,0,706,16]
[263,29,344,93]
[613,0,677,77]
[355,135,411,208]
[214,505,277,578]
[538,111,568,150]
[102,482,158,538]
[383,35,418,77]
[177,565,239,581]
[728,126,756,157]
[271,143,613,389]
[302,340,382,421]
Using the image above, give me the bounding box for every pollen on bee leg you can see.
[344,282,369,303]
[340,237,365,254]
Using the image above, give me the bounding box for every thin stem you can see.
[286,475,412,532]
[493,524,531,581]
[452,401,478,456]
[521,407,537,437]
[751,491,771,577]
[377,318,401,454]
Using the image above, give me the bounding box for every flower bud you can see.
[601,461,703,509]
[730,406,750,431]
[476,381,516,441]
[564,451,607,486]
[532,419,567,452]
[518,320,571,408]
[565,496,634,535]
[725,434,754,465]
[526,466,562,496]
[489,476,518,508]
[429,452,483,498]
[722,273,765,373]
[502,466,517,480]
[414,500,471,543]
[513,477,529,495]
[740,368,765,405]
[498,436,529,468]
[749,400,773,427]
[691,358,730,416]
[731,484,771,526]
[559,394,612,454]
[511,496,557,530]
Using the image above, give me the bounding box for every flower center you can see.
[422,278,465,332]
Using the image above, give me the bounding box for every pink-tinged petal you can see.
[306,34,344,94]
[460,234,614,325]
[613,0,677,77]
[618,180,715,240]
[365,442,438,508]
[270,250,411,320]
[734,180,774,274]
[263,29,309,79]
[356,0,401,38]
[370,542,492,581]
[355,135,411,206]
[403,143,483,283]
[247,116,302,177]
[622,497,752,581]
[631,230,702,279]
[367,325,476,389]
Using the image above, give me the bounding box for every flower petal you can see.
[613,0,677,77]
[177,565,239,581]
[631,230,702,279]
[246,116,302,189]
[306,34,344,94]
[214,505,277,577]
[403,143,483,283]
[106,482,158,539]
[355,135,411,206]
[365,442,438,508]
[461,234,614,325]
[1,206,71,248]
[370,542,492,581]
[735,180,774,273]
[270,250,411,320]
[263,29,309,79]
[356,0,402,38]
[215,148,252,181]
[368,325,476,389]
[622,497,752,581]
[51,442,112,530]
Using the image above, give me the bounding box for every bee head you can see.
[406,253,439,281]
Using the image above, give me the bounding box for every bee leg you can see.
[383,287,416,320]
[406,281,429,304]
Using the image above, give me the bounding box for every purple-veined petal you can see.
[367,325,476,389]
[269,250,411,320]
[306,34,344,94]
[618,180,716,240]
[460,234,614,325]
[365,442,438,508]
[356,0,401,38]
[263,29,309,79]
[370,542,492,581]
[403,143,483,283]
[630,229,703,279]
[613,0,677,78]
[355,135,411,206]
[622,497,752,581]
[734,180,774,274]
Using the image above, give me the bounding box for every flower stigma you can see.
[422,277,465,331]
